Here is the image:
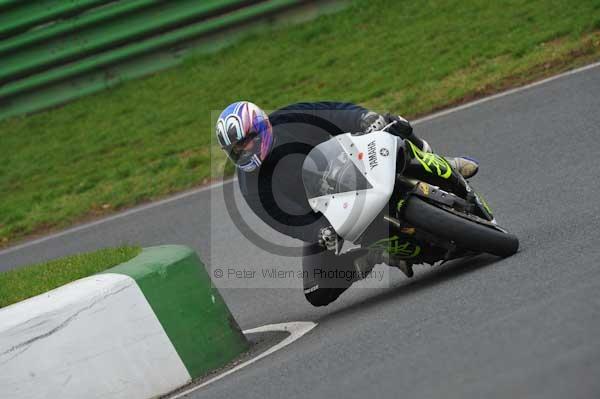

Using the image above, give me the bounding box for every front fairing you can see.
[302,132,399,243]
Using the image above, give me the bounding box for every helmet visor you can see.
[226,131,261,165]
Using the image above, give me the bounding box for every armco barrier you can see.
[0,0,307,120]
[0,245,248,399]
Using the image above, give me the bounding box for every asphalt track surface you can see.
[2,64,600,398]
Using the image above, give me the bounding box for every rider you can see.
[215,101,479,306]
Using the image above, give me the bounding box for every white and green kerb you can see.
[104,245,248,377]
[0,245,248,399]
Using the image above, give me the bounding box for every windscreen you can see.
[302,137,372,200]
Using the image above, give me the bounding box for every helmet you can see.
[215,101,273,172]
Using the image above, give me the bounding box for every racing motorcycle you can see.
[301,123,519,271]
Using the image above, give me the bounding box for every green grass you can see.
[0,246,141,308]
[1,0,600,245]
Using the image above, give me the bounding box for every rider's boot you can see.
[353,250,381,280]
[446,156,479,179]
[382,252,414,278]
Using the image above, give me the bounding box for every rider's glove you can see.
[384,113,432,153]
[383,113,413,139]
[318,226,339,251]
[359,111,387,134]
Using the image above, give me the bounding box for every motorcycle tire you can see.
[402,196,519,257]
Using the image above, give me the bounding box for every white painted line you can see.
[0,179,236,256]
[2,60,599,255]
[412,60,600,125]
[169,321,317,398]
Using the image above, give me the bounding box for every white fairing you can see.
[303,131,398,243]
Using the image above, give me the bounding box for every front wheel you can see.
[401,196,519,257]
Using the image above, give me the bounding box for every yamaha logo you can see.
[367,141,378,169]
[379,148,389,157]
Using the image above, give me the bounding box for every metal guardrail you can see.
[0,0,305,120]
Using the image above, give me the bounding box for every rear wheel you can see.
[402,196,519,257]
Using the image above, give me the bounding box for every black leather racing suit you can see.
[237,102,419,306]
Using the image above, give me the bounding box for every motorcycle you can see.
[301,123,519,271]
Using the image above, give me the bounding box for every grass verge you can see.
[0,0,599,246]
[0,246,141,308]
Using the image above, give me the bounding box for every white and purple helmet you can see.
[216,101,273,172]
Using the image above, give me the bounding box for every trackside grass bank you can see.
[0,246,140,308]
[1,0,599,246]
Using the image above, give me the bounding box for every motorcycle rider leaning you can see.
[215,101,478,306]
